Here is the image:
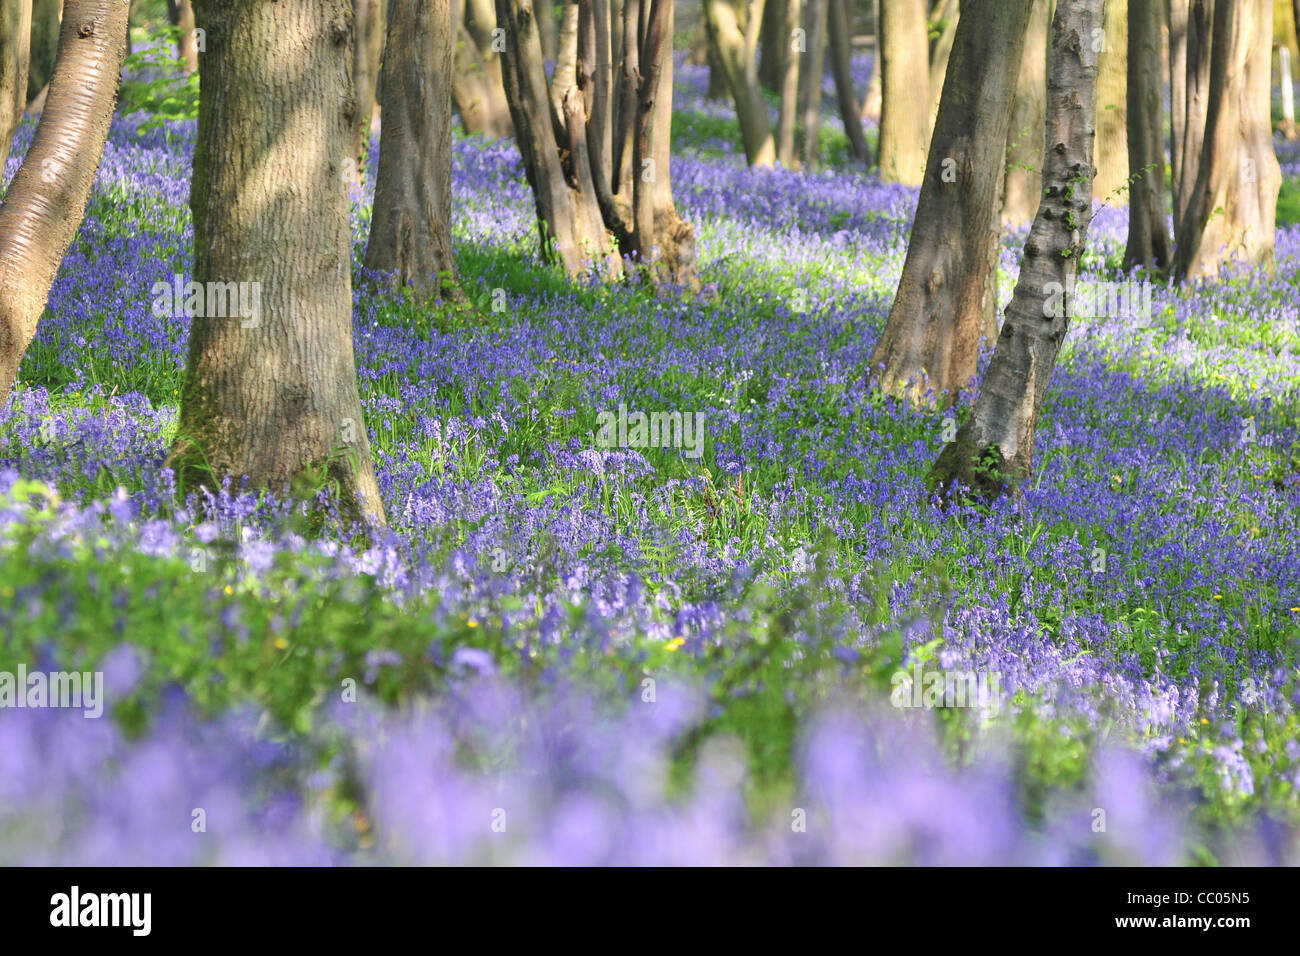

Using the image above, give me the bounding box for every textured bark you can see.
[797,0,827,167]
[925,0,957,134]
[497,0,621,276]
[170,0,386,524]
[776,0,800,166]
[451,0,512,137]
[1171,0,1213,237]
[0,0,125,409]
[877,0,929,185]
[27,0,57,101]
[1172,0,1280,281]
[363,0,462,302]
[869,0,1031,407]
[1123,0,1171,272]
[703,0,775,166]
[350,0,386,183]
[1,0,31,172]
[931,0,1104,501]
[828,0,868,163]
[1001,0,1048,226]
[1093,0,1128,203]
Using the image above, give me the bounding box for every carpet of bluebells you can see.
[1,49,1299,865]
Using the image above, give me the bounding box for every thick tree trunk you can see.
[496,0,621,276]
[1,0,31,173]
[703,0,775,167]
[1172,0,1280,282]
[363,0,463,303]
[452,0,513,138]
[798,0,827,167]
[931,0,1104,501]
[1123,0,1171,272]
[26,0,57,102]
[877,0,929,185]
[776,0,800,166]
[1171,0,1213,237]
[1093,0,1128,203]
[351,0,386,184]
[828,0,869,163]
[1002,0,1048,226]
[869,0,1031,407]
[170,0,386,524]
[0,0,126,409]
[925,0,957,134]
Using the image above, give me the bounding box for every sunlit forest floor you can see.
[0,51,1298,864]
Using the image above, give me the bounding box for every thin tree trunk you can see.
[861,0,881,120]
[828,0,868,163]
[703,0,775,166]
[351,0,386,184]
[798,0,827,167]
[1,0,31,174]
[0,0,126,408]
[1172,0,1280,281]
[170,0,386,524]
[931,0,1105,501]
[452,0,513,137]
[364,0,463,303]
[171,0,199,75]
[1123,0,1171,271]
[26,0,58,103]
[1172,0,1213,238]
[537,0,556,60]
[877,0,929,184]
[759,0,786,91]
[1281,45,1298,140]
[1094,0,1128,203]
[925,0,957,135]
[776,0,801,166]
[869,0,1032,406]
[1001,0,1049,226]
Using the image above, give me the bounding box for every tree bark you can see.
[1,0,31,174]
[776,0,800,166]
[350,0,386,184]
[1172,0,1280,282]
[1001,0,1048,226]
[877,0,929,185]
[797,0,827,167]
[170,0,386,524]
[759,0,786,91]
[451,0,513,138]
[925,0,957,135]
[869,0,1031,407]
[26,0,57,102]
[703,0,775,167]
[0,0,126,409]
[363,0,463,303]
[1093,0,1128,203]
[828,0,868,163]
[1171,0,1213,238]
[537,0,556,60]
[861,0,881,120]
[1123,0,1171,272]
[931,0,1104,501]
[166,0,200,75]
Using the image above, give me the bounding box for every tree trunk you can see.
[1172,0,1280,282]
[1171,0,1213,238]
[496,0,622,276]
[170,0,386,524]
[1123,0,1171,272]
[931,0,1104,501]
[798,0,827,167]
[168,0,199,75]
[1,0,31,174]
[351,0,386,184]
[759,0,786,91]
[776,0,800,166]
[537,0,556,60]
[869,0,1032,406]
[451,0,513,138]
[828,0,869,163]
[1001,0,1048,227]
[925,0,957,135]
[363,0,463,303]
[703,0,775,167]
[0,0,126,409]
[26,0,58,102]
[1093,0,1128,203]
[877,0,929,185]
[861,0,881,120]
